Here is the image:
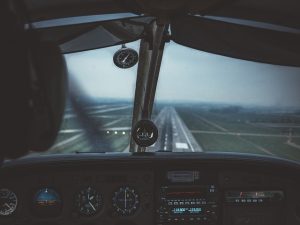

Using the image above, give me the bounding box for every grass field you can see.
[243,136,300,161]
[193,133,263,154]
[292,137,300,145]
[176,105,300,162]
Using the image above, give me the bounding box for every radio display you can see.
[172,207,202,215]
[225,190,284,204]
[158,185,219,223]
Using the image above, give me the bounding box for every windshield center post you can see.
[130,18,169,153]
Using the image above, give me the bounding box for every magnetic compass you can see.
[132,120,158,147]
[113,45,138,69]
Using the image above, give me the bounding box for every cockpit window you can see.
[34,41,140,155]
[25,38,300,162]
[150,42,300,161]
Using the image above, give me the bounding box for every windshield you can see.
[33,41,140,155]
[27,38,300,163]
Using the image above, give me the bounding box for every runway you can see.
[147,107,203,152]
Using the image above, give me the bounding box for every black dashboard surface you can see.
[1,152,300,225]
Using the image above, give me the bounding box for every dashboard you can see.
[0,152,300,225]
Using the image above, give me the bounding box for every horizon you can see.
[66,97,300,112]
[66,40,300,109]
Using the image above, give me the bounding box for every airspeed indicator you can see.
[0,189,18,216]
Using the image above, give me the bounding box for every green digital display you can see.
[172,207,202,214]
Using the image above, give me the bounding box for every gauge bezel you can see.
[0,188,18,216]
[74,186,103,217]
[113,48,139,69]
[31,187,63,218]
[112,186,140,216]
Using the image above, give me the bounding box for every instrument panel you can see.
[0,154,300,225]
[0,170,154,225]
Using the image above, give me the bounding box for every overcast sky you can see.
[65,41,300,108]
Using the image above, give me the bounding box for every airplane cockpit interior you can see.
[1,0,300,225]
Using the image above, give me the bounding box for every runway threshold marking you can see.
[175,142,189,149]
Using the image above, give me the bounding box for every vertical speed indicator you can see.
[112,187,139,216]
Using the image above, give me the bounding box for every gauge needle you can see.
[122,54,130,63]
[4,203,12,210]
[89,196,94,200]
[125,189,127,209]
[89,202,96,211]
[87,191,90,200]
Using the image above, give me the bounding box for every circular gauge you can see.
[132,120,158,147]
[113,47,139,69]
[112,187,139,216]
[33,188,62,217]
[75,187,102,216]
[0,188,17,216]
